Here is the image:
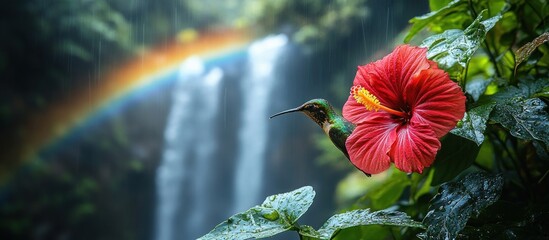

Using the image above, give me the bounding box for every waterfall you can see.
[154,57,223,240]
[233,35,288,212]
[154,34,288,240]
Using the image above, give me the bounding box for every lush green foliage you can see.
[199,186,424,240]
[420,172,503,240]
[205,0,549,239]
[199,186,315,239]
[2,0,547,239]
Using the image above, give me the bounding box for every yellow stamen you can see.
[352,86,380,111]
[351,86,407,118]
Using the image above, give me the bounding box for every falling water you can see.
[154,34,288,240]
[233,35,288,212]
[154,57,223,240]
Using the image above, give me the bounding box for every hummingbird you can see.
[270,99,371,176]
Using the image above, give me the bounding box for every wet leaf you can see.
[491,98,549,146]
[422,10,501,70]
[460,201,549,239]
[316,209,424,239]
[332,225,392,240]
[451,104,495,145]
[405,0,468,42]
[465,77,493,102]
[198,186,315,240]
[431,134,481,185]
[515,32,549,71]
[197,206,288,240]
[488,77,549,103]
[421,172,504,240]
[297,225,322,239]
[485,78,549,147]
[533,86,549,100]
[260,186,315,223]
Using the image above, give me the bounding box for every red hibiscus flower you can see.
[343,45,466,174]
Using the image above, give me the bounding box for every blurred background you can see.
[0,0,428,239]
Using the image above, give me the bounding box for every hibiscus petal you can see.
[391,122,440,174]
[342,94,370,124]
[353,45,436,111]
[345,113,399,174]
[358,63,403,109]
[405,68,466,138]
[391,45,434,90]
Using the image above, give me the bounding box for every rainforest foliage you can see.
[201,0,549,239]
[2,0,548,239]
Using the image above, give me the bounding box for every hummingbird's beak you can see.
[269,106,303,119]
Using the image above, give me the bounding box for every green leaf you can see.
[431,134,481,185]
[261,186,315,223]
[459,201,549,239]
[515,32,549,71]
[429,0,454,11]
[368,170,410,210]
[413,170,434,201]
[486,78,549,146]
[198,186,315,240]
[315,209,424,239]
[451,104,495,145]
[197,206,287,240]
[332,225,392,240]
[421,171,504,240]
[351,168,411,210]
[465,77,493,102]
[297,225,322,239]
[533,86,549,100]
[488,77,549,102]
[421,10,502,70]
[405,0,468,43]
[491,98,549,146]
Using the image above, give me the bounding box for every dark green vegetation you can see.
[3,0,548,239]
[200,173,503,240]
[199,186,424,240]
[203,0,549,239]
[0,1,427,240]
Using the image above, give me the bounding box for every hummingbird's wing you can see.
[328,121,371,177]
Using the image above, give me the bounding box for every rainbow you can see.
[3,29,251,178]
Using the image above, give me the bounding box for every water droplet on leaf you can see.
[262,210,280,221]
